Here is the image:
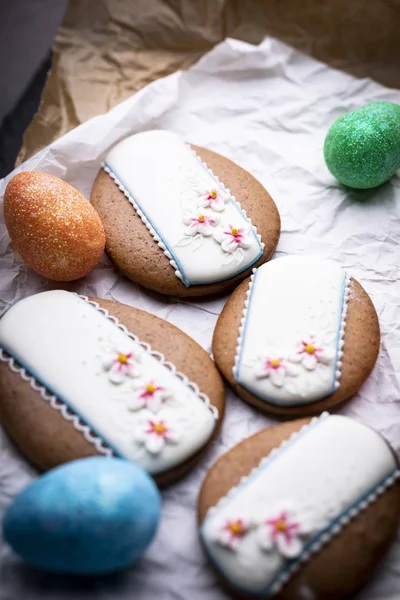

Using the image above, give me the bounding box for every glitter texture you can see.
[4,172,105,281]
[324,102,400,189]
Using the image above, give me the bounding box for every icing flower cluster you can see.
[177,185,254,264]
[254,335,335,388]
[210,506,311,559]
[101,341,181,456]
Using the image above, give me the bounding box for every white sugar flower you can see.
[214,223,253,253]
[257,506,311,559]
[183,210,220,237]
[290,336,335,370]
[208,517,255,550]
[102,344,142,384]
[132,417,182,454]
[197,188,230,212]
[254,355,298,387]
[128,380,172,413]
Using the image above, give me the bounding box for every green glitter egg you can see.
[324,102,400,189]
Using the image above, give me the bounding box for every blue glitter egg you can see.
[3,457,161,574]
[324,102,400,189]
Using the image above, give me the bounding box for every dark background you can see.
[0,0,67,176]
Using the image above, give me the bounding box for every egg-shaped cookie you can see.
[0,291,224,485]
[91,130,280,297]
[198,414,400,600]
[212,255,379,417]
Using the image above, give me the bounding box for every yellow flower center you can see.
[198,214,206,222]
[304,344,315,355]
[210,189,218,199]
[229,522,244,535]
[146,383,156,394]
[270,359,281,368]
[276,520,287,532]
[231,227,239,236]
[117,353,129,364]
[154,423,167,434]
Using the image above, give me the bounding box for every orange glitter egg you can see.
[4,171,106,281]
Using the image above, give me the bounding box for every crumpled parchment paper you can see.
[1,37,400,600]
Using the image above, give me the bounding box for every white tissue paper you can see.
[1,37,400,599]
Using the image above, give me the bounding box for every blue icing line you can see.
[235,269,258,380]
[234,270,348,406]
[329,273,348,395]
[104,160,263,287]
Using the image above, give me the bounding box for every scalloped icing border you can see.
[0,294,218,462]
[233,267,257,379]
[203,412,400,597]
[233,266,352,400]
[333,273,351,391]
[102,142,264,286]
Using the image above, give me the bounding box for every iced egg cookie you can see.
[91,130,280,297]
[0,291,224,485]
[198,414,400,600]
[212,256,380,417]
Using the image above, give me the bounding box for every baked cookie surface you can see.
[0,291,224,486]
[212,255,380,417]
[91,130,280,297]
[198,414,400,600]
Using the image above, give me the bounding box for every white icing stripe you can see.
[201,415,398,596]
[104,130,264,286]
[0,291,218,475]
[233,256,351,406]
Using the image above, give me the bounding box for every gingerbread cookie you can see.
[212,255,380,417]
[0,291,224,485]
[198,414,400,600]
[91,130,280,297]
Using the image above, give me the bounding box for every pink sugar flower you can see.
[197,188,230,212]
[133,417,181,454]
[290,336,334,370]
[102,345,142,384]
[128,381,171,413]
[254,356,298,387]
[183,210,220,236]
[214,223,253,253]
[258,509,305,558]
[211,517,254,550]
